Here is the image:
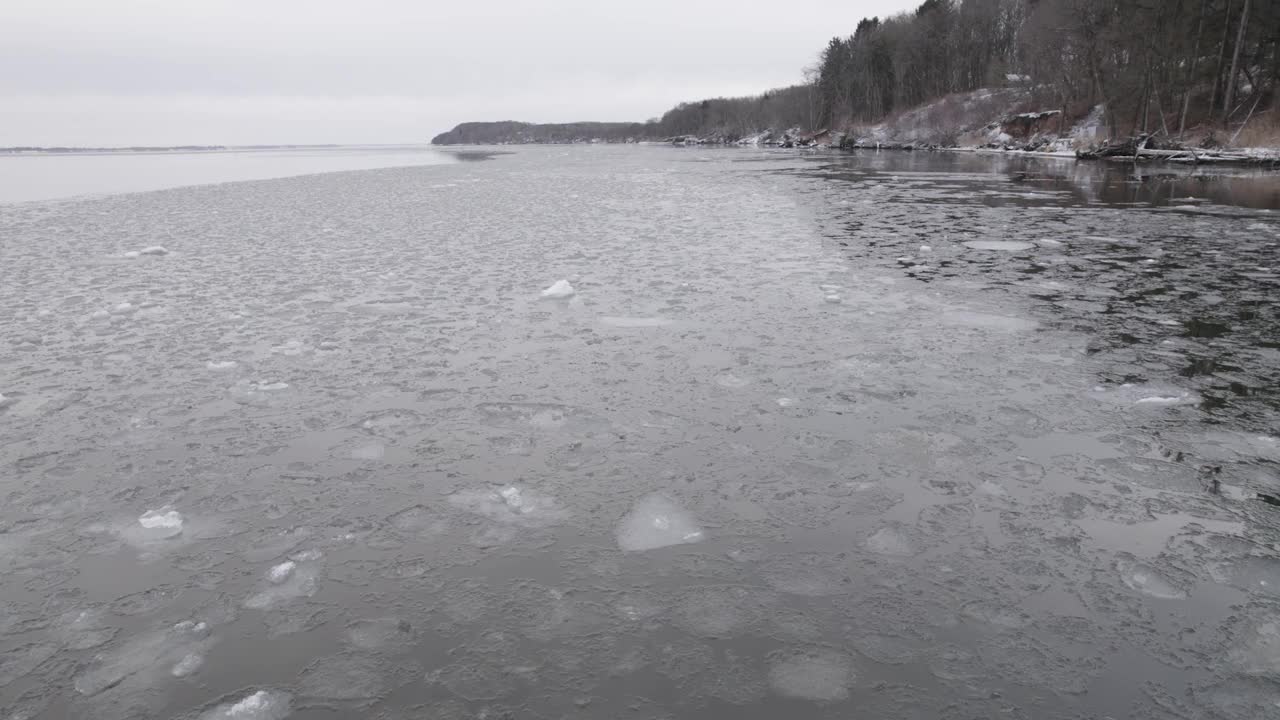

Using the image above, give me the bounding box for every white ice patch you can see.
[139,508,183,531]
[824,294,842,304]
[615,493,704,552]
[171,652,204,677]
[270,340,310,356]
[919,245,932,252]
[962,240,1035,251]
[267,561,296,584]
[244,563,318,609]
[447,485,567,526]
[138,246,169,256]
[540,279,576,299]
[206,360,239,371]
[1135,394,1191,405]
[1090,383,1198,407]
[199,690,292,720]
[599,316,672,327]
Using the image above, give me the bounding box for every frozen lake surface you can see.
[1,146,1279,719]
[0,145,462,204]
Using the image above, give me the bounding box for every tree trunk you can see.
[1211,0,1235,114]
[1222,0,1251,126]
[1179,0,1209,137]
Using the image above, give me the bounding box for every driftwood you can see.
[1078,134,1276,166]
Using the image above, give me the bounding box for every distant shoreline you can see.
[0,144,360,156]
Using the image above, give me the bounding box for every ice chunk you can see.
[616,493,704,552]
[138,246,169,256]
[919,245,932,252]
[1135,394,1190,405]
[540,279,575,298]
[245,563,318,609]
[498,485,523,508]
[962,240,1034,251]
[267,561,296,584]
[139,508,183,531]
[824,294,842,304]
[198,690,292,720]
[447,485,566,526]
[171,652,204,677]
[206,361,238,371]
[1090,383,1198,407]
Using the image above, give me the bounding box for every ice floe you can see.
[138,508,183,531]
[540,279,576,298]
[245,562,319,609]
[447,485,567,526]
[198,690,292,720]
[963,240,1034,251]
[267,561,296,584]
[767,647,856,701]
[615,493,704,552]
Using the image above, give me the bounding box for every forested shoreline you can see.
[433,0,1279,153]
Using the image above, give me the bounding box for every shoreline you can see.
[430,139,1280,168]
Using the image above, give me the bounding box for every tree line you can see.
[434,0,1278,145]
[431,88,815,145]
[817,0,1279,140]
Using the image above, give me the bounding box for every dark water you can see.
[0,146,1278,719]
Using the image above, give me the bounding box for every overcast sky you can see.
[3,0,921,146]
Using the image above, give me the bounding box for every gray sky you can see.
[3,0,921,146]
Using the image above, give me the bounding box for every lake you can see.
[1,145,1278,719]
[0,146,460,204]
